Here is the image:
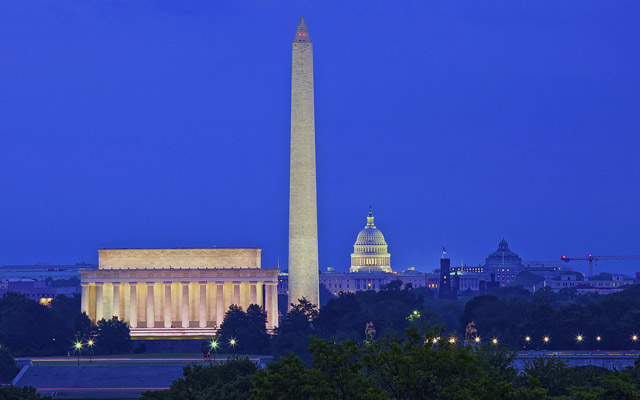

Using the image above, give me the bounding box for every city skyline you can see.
[1,2,639,275]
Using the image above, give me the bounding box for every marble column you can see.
[209,283,217,326]
[233,282,241,306]
[112,282,121,320]
[147,282,155,328]
[129,282,138,329]
[199,282,207,328]
[95,282,104,322]
[164,282,172,328]
[80,283,89,316]
[250,281,257,305]
[181,282,190,328]
[265,283,274,329]
[267,283,279,329]
[257,283,263,308]
[216,282,224,327]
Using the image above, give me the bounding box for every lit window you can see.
[40,298,53,307]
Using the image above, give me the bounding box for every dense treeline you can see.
[0,292,130,358]
[142,325,640,400]
[218,281,640,357]
[462,285,640,350]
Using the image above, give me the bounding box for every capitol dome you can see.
[349,207,392,273]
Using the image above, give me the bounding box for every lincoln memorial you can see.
[79,248,279,338]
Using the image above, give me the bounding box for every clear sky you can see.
[1,1,639,276]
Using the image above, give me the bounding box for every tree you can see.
[0,385,52,400]
[251,355,329,400]
[94,317,130,354]
[0,293,61,356]
[141,358,257,400]
[271,298,318,360]
[218,305,270,354]
[0,348,19,382]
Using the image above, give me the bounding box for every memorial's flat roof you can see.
[99,247,260,250]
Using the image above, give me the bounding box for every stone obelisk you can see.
[288,15,319,308]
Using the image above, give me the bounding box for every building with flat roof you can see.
[80,248,279,338]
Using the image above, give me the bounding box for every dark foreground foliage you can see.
[0,385,51,400]
[143,325,640,400]
[140,357,257,400]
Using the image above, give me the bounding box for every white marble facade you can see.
[80,248,279,337]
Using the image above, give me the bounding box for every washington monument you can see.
[288,15,319,308]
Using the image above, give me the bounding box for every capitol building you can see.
[315,208,429,295]
[349,207,392,273]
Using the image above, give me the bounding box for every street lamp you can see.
[543,336,550,345]
[74,341,83,365]
[474,337,481,344]
[491,338,498,346]
[210,339,219,363]
[87,339,94,363]
[576,335,583,344]
[229,338,237,353]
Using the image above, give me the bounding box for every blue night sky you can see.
[1,1,639,276]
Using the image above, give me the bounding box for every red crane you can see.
[561,254,640,277]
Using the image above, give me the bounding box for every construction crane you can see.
[560,254,640,277]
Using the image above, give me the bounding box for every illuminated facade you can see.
[288,15,320,307]
[349,208,391,273]
[80,248,279,338]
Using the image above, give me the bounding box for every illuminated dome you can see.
[349,207,392,273]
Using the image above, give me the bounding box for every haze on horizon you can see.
[0,1,638,276]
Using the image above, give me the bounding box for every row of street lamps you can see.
[207,338,237,363]
[410,311,640,348]
[73,338,95,364]
[427,334,640,347]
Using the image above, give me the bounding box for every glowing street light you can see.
[474,337,481,344]
[576,335,583,343]
[229,338,237,353]
[74,341,83,365]
[210,339,219,363]
[632,335,638,342]
[491,338,498,346]
[525,336,531,342]
[543,336,550,344]
[87,339,95,363]
[448,337,457,344]
[596,336,602,342]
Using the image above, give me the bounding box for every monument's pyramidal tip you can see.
[294,14,311,42]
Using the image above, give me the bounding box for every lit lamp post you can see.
[543,336,550,348]
[596,335,602,350]
[632,334,638,349]
[210,339,219,363]
[524,336,531,350]
[229,338,237,354]
[74,341,83,365]
[87,339,94,363]
[576,335,584,348]
[474,337,481,345]
[491,338,498,346]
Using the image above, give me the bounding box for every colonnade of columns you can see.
[81,281,279,329]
